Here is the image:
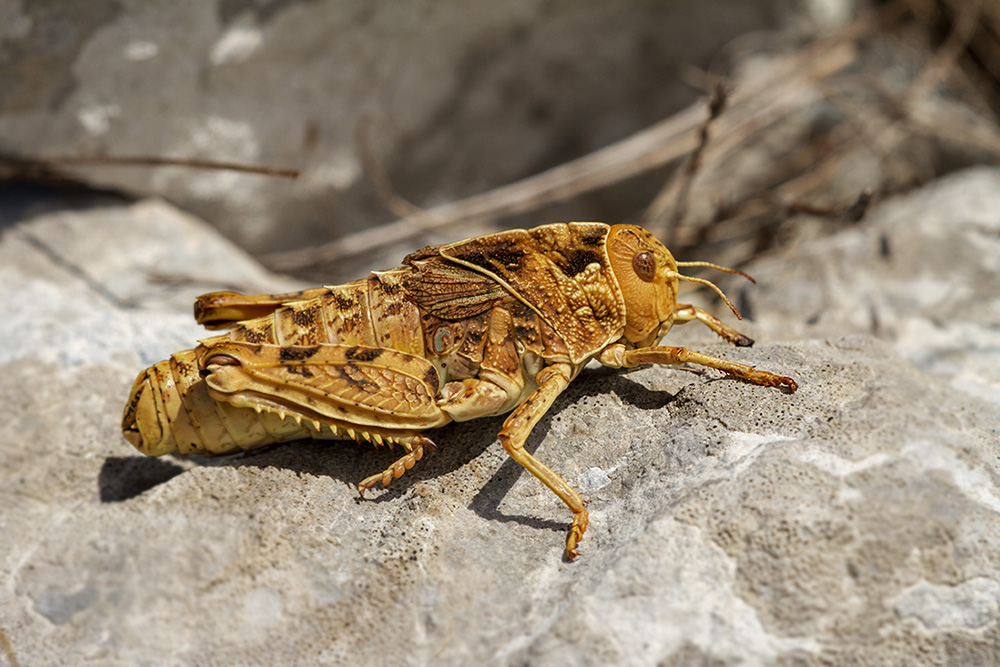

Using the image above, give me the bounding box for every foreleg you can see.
[600,344,797,392]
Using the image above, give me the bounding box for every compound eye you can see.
[632,251,656,282]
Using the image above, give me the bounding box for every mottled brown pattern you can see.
[440,222,624,363]
[275,300,326,345]
[423,365,442,391]
[199,341,447,429]
[286,365,315,378]
[403,255,509,320]
[193,287,331,329]
[233,321,272,345]
[367,271,424,355]
[328,291,356,311]
[482,308,522,379]
[457,313,488,365]
[124,222,798,558]
[345,346,383,362]
[278,346,320,361]
[336,364,379,393]
[321,282,376,347]
[509,301,542,354]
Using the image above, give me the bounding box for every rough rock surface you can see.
[2,168,1000,664]
[742,167,1000,407]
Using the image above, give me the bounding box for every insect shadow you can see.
[467,365,678,537]
[98,456,187,502]
[98,417,505,504]
[98,366,680,524]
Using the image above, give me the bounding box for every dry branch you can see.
[262,15,874,274]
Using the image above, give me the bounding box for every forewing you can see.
[402,255,510,320]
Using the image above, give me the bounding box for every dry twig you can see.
[263,13,875,273]
[1,154,299,179]
[642,80,731,245]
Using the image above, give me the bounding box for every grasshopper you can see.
[122,222,796,557]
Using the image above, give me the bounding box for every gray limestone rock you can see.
[740,166,1000,406]
[2,168,1000,664]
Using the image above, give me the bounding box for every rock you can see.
[2,170,1000,664]
[0,1,842,254]
[740,166,1000,406]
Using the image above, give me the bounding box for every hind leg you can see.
[357,434,437,497]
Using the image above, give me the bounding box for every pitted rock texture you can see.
[2,169,1000,664]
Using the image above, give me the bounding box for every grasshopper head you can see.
[607,224,748,345]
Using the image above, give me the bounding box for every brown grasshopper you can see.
[122,222,796,557]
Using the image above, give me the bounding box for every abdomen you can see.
[122,271,428,457]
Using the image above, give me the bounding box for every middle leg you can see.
[496,363,589,558]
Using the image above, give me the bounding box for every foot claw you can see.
[418,435,438,454]
[565,510,589,559]
[778,376,798,392]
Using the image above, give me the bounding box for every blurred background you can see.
[2,0,999,281]
[6,4,1000,663]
